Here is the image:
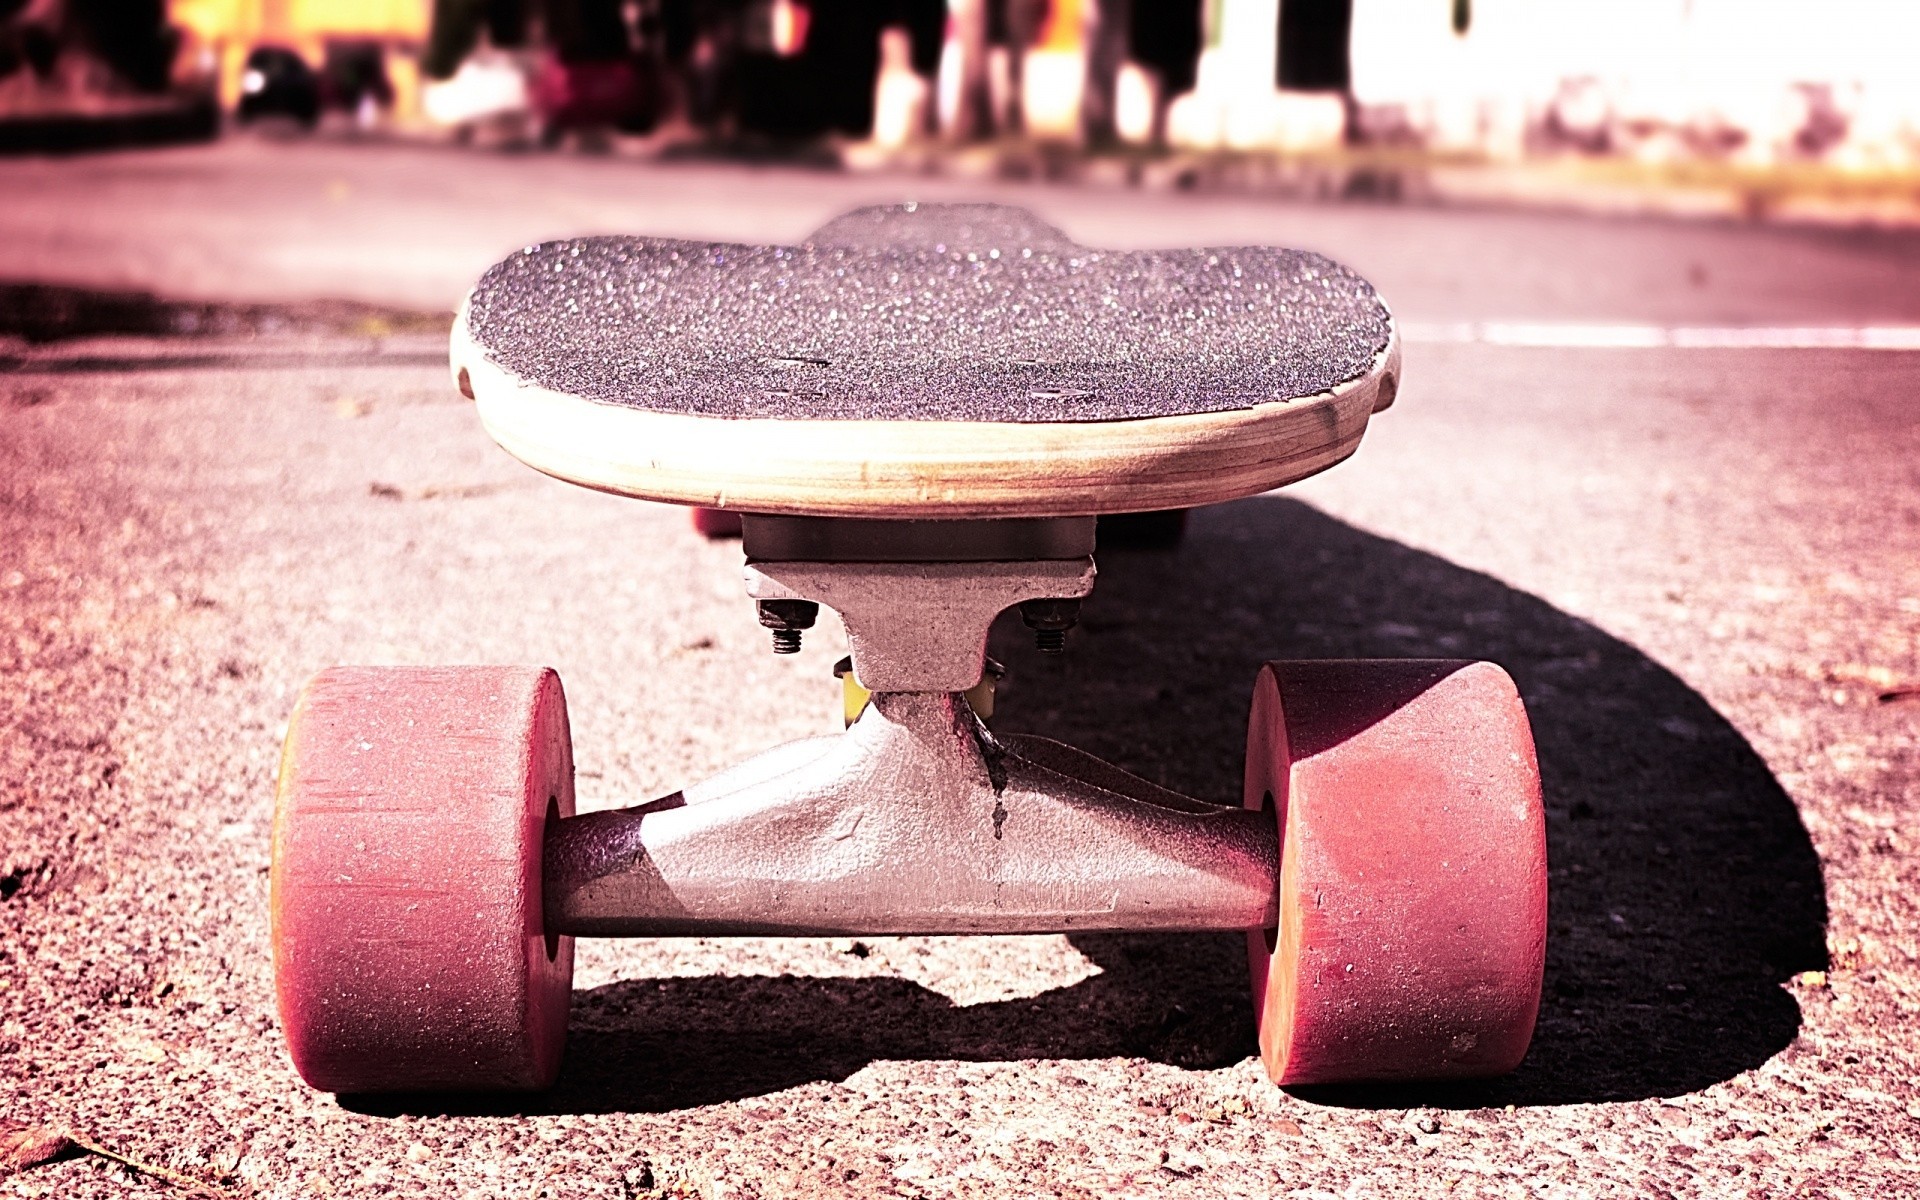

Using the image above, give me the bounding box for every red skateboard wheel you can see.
[691,507,744,538]
[271,666,575,1092]
[1244,660,1546,1085]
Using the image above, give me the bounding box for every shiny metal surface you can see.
[544,691,1277,937]
[744,558,1096,692]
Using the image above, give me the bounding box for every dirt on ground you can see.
[1,312,1915,1197]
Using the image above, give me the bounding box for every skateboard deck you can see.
[451,203,1400,518]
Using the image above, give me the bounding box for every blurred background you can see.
[3,4,1920,1194]
[4,0,1920,220]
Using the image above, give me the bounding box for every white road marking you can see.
[1401,322,1920,351]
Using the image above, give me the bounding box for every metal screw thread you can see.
[756,598,818,656]
[1019,598,1080,655]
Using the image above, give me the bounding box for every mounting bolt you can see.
[1020,598,1080,654]
[757,599,818,654]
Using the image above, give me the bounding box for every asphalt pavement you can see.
[2,138,1918,1199]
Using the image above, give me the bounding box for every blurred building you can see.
[2,0,191,104]
[115,0,1920,172]
[168,0,427,114]
[1345,0,1920,169]
[1149,0,1920,169]
[920,0,1920,171]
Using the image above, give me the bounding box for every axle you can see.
[543,690,1277,937]
[544,515,1277,938]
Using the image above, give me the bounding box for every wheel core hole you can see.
[543,794,562,963]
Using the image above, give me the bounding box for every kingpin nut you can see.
[1019,598,1081,654]
[757,599,819,654]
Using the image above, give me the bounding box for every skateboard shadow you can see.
[345,939,1257,1118]
[346,496,1824,1118]
[1041,495,1827,1108]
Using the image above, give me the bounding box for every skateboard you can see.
[270,204,1546,1094]
[682,208,1198,546]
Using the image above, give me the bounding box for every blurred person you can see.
[1276,0,1351,93]
[823,0,938,136]
[870,24,925,146]
[425,0,656,141]
[65,0,177,93]
[420,0,536,141]
[939,0,991,139]
[738,1,937,142]
[869,3,942,146]
[424,0,637,84]
[1125,0,1200,145]
[586,0,779,140]
[532,0,655,144]
[1081,0,1124,145]
[423,0,532,81]
[0,0,180,102]
[940,0,1082,143]
[235,44,319,128]
[422,48,533,143]
[643,0,740,133]
[542,0,630,64]
[736,0,834,137]
[649,0,698,128]
[986,0,1047,135]
[893,0,943,79]
[422,0,936,145]
[321,40,395,129]
[0,1,62,99]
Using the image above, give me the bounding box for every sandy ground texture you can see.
[3,330,1917,1198]
[1,145,1919,1198]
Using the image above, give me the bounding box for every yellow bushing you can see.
[835,657,1002,727]
[838,661,870,727]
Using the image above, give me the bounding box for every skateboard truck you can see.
[269,204,1548,1097]
[545,515,1276,938]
